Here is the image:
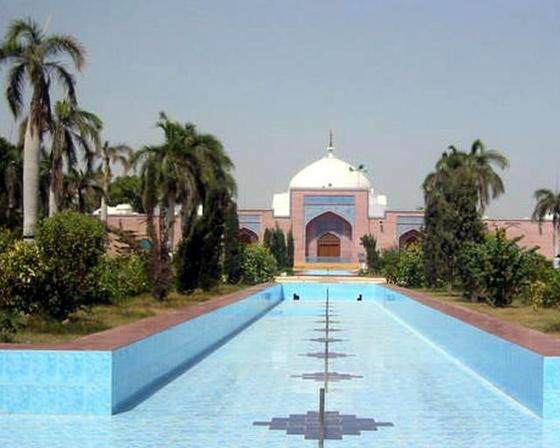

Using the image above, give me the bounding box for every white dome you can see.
[289,150,371,190]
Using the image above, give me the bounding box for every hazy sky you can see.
[1,0,559,217]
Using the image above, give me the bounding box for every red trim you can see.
[0,283,275,351]
[385,285,560,356]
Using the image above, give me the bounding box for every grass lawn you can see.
[414,287,560,338]
[2,284,248,345]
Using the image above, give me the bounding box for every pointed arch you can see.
[239,227,258,244]
[399,229,420,248]
[305,211,353,262]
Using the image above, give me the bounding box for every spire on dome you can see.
[327,130,335,157]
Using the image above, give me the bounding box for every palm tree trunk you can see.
[22,118,41,241]
[554,218,558,267]
[165,194,176,254]
[48,184,58,216]
[100,160,109,222]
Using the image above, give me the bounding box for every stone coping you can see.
[385,285,560,356]
[276,276,385,284]
[0,283,275,352]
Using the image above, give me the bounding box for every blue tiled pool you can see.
[2,284,560,447]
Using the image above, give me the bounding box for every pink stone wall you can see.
[485,219,554,258]
[106,205,556,262]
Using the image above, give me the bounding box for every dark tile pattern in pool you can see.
[307,337,344,343]
[300,352,355,359]
[291,372,363,382]
[253,411,394,440]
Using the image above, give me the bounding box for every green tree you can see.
[263,226,288,271]
[96,141,132,222]
[466,139,509,211]
[532,188,560,262]
[175,124,235,292]
[49,100,103,215]
[360,234,381,273]
[133,113,202,299]
[422,141,507,287]
[0,18,86,240]
[108,175,144,212]
[465,230,529,307]
[64,167,104,213]
[223,200,243,284]
[287,228,295,270]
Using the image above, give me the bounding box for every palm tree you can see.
[97,141,132,222]
[133,113,203,299]
[134,113,210,255]
[133,112,236,299]
[64,168,104,213]
[0,18,85,240]
[532,189,560,263]
[466,139,509,211]
[49,100,102,215]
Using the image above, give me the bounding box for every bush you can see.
[36,211,107,318]
[0,241,48,314]
[520,251,560,309]
[241,244,277,285]
[395,243,426,287]
[457,241,486,301]
[95,254,151,303]
[462,230,528,307]
[0,227,17,254]
[380,248,400,284]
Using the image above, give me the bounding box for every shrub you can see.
[36,211,107,318]
[520,251,560,308]
[95,254,150,303]
[475,230,528,307]
[241,244,277,285]
[0,313,20,343]
[395,243,426,287]
[0,227,17,254]
[457,241,486,301]
[0,241,48,314]
[380,248,400,284]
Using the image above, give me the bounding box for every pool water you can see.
[2,289,560,447]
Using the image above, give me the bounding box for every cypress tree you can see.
[223,200,243,284]
[287,228,295,269]
[176,189,228,292]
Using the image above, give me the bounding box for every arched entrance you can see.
[239,228,258,245]
[305,211,353,262]
[317,232,341,258]
[399,229,420,248]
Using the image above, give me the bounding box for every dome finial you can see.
[327,130,335,157]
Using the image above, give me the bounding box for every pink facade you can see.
[106,147,555,266]
[106,209,555,266]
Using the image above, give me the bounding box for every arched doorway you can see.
[305,211,353,262]
[239,228,258,245]
[317,232,341,258]
[399,229,420,248]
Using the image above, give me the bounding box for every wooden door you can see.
[317,233,341,257]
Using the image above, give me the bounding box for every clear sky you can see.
[1,0,559,217]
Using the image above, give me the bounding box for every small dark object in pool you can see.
[357,294,362,301]
[293,293,300,301]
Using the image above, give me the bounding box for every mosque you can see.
[236,135,555,268]
[106,135,555,268]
